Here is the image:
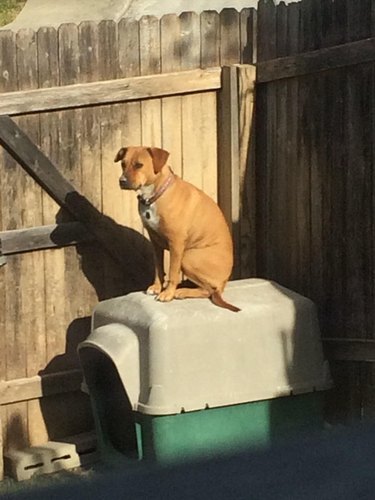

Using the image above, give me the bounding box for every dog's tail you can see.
[211,291,241,313]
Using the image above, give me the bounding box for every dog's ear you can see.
[147,147,170,173]
[114,147,127,163]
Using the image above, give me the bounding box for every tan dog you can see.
[114,146,240,312]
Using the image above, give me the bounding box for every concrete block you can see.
[4,441,80,481]
[64,431,100,466]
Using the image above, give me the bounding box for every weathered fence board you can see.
[257,37,375,82]
[161,14,182,180]
[199,13,220,202]
[0,68,222,116]
[117,17,143,241]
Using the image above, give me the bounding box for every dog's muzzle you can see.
[119,176,129,190]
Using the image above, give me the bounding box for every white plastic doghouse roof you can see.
[79,279,332,416]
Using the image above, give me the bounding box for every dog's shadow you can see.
[51,192,154,301]
[37,195,154,440]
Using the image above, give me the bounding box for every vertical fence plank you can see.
[36,26,60,448]
[180,12,204,188]
[240,8,257,64]
[98,19,131,298]
[257,0,277,61]
[218,62,255,280]
[284,2,301,293]
[326,2,347,339]
[319,0,352,423]
[139,16,162,147]
[308,0,325,319]
[238,65,256,278]
[0,29,17,391]
[292,0,313,297]
[78,19,105,308]
[138,14,163,286]
[220,8,241,65]
[367,7,375,419]
[160,14,182,177]
[99,20,122,225]
[372,7,375,343]
[270,2,290,287]
[13,26,46,450]
[0,36,17,456]
[118,17,143,236]
[37,26,68,388]
[218,65,240,277]
[200,10,220,68]
[0,29,28,453]
[198,89,218,202]
[6,28,42,451]
[180,11,218,201]
[55,23,89,438]
[58,22,85,358]
[256,0,277,278]
[160,14,182,279]
[139,15,162,276]
[344,0,373,341]
[198,11,220,202]
[344,0,373,421]
[77,20,104,321]
[199,11,220,202]
[79,21,101,209]
[16,27,48,447]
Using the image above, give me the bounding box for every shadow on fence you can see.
[37,197,154,440]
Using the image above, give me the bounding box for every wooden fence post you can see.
[218,64,256,279]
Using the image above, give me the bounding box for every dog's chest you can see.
[138,202,160,232]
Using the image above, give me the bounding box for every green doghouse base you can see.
[94,391,324,465]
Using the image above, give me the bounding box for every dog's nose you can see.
[119,176,128,189]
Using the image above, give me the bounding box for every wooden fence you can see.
[0,10,256,471]
[256,0,375,423]
[2,0,374,479]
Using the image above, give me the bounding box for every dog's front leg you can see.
[147,238,165,296]
[157,240,184,302]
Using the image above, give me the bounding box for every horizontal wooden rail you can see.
[0,67,222,116]
[0,369,83,405]
[257,37,375,83]
[323,338,375,362]
[0,222,94,255]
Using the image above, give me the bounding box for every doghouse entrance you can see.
[79,348,139,460]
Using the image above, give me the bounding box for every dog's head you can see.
[114,146,170,190]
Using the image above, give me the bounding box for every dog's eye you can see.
[134,162,143,169]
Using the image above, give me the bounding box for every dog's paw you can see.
[156,289,175,302]
[146,284,162,296]
[174,289,187,300]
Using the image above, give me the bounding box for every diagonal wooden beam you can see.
[0,115,153,279]
[0,115,76,207]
